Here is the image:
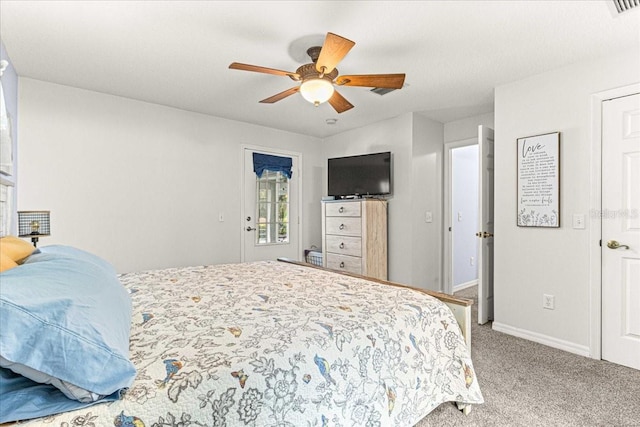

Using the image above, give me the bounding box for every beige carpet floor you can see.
[414,287,640,427]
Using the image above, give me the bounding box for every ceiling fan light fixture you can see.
[300,78,334,106]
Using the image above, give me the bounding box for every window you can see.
[255,170,289,244]
[0,182,12,236]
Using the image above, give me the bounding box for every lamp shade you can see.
[300,78,334,106]
[18,211,50,236]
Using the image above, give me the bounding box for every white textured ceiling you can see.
[1,1,639,138]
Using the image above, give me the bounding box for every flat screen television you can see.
[328,151,392,198]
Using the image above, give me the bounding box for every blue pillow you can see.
[22,245,116,275]
[0,245,136,422]
[0,367,121,423]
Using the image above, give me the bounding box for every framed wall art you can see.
[517,132,560,227]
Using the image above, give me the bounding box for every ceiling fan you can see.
[229,32,405,113]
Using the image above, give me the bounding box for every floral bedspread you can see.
[23,261,483,427]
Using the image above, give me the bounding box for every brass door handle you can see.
[607,240,629,250]
[475,231,494,238]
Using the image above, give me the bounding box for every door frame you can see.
[240,144,303,263]
[443,137,477,295]
[588,82,640,360]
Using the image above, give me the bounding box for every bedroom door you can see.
[477,126,495,325]
[242,148,301,262]
[601,93,640,370]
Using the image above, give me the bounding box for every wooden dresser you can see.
[321,199,388,280]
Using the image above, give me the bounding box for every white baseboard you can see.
[492,322,591,358]
[453,279,478,293]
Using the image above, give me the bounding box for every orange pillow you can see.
[0,236,35,263]
[0,252,19,272]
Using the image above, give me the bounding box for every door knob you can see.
[607,240,629,250]
[246,226,256,232]
[476,231,493,238]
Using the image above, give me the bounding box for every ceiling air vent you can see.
[610,0,639,15]
[370,87,396,96]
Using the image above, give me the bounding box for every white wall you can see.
[411,114,445,290]
[322,113,413,284]
[493,49,640,354]
[444,112,494,143]
[321,113,445,290]
[452,144,479,286]
[17,78,324,273]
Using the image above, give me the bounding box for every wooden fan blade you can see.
[316,32,355,74]
[335,74,405,89]
[328,90,354,114]
[260,86,300,104]
[229,62,299,80]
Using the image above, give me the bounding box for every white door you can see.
[602,93,640,370]
[477,126,495,324]
[242,148,301,262]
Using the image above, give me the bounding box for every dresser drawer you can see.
[326,235,362,257]
[325,202,361,217]
[326,217,362,236]
[326,253,362,275]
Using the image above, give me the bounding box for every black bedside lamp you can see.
[18,210,50,247]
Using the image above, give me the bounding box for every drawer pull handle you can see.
[339,262,345,268]
[339,206,345,213]
[339,224,345,230]
[339,242,345,249]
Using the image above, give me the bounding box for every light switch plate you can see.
[572,213,585,229]
[425,211,433,223]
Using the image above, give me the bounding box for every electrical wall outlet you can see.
[470,257,475,266]
[543,294,555,310]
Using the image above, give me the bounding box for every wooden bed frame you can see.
[277,258,473,350]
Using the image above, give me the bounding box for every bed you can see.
[0,243,483,426]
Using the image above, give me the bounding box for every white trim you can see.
[453,279,478,293]
[0,175,15,186]
[492,322,591,358]
[588,82,640,361]
[443,138,477,295]
[240,144,303,263]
